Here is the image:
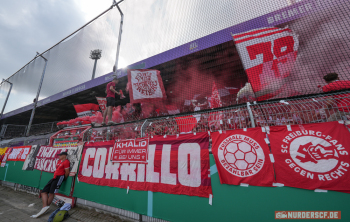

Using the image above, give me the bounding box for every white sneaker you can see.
[31,206,50,218]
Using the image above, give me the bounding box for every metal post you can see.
[113,0,125,74]
[91,58,98,80]
[140,119,148,137]
[50,122,54,132]
[0,80,13,120]
[246,102,255,128]
[26,54,48,136]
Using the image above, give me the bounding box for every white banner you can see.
[128,69,166,103]
[34,144,84,176]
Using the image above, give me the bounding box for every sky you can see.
[0,0,288,113]
[0,0,112,80]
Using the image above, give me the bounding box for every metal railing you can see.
[0,124,27,139]
[0,120,62,139]
[250,91,350,127]
[85,90,350,141]
[26,121,61,136]
[1,90,349,141]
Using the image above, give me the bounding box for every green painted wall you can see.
[39,171,73,196]
[151,156,349,222]
[72,155,350,222]
[0,161,72,196]
[73,181,148,215]
[2,161,41,188]
[0,163,8,181]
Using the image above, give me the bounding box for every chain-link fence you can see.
[84,121,145,142]
[0,120,62,139]
[26,121,61,136]
[0,124,27,139]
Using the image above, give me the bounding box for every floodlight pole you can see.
[113,0,125,74]
[26,53,48,136]
[90,49,102,80]
[0,79,13,120]
[92,58,98,79]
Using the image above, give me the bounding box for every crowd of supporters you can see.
[84,93,350,142]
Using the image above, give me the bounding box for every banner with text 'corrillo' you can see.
[78,133,212,197]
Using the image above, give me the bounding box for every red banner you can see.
[232,27,299,100]
[212,128,274,186]
[73,103,100,117]
[78,133,212,197]
[7,146,31,161]
[96,97,118,113]
[111,138,149,163]
[269,122,350,191]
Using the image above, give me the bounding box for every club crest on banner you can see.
[218,134,265,177]
[281,133,348,180]
[212,128,274,187]
[133,71,158,96]
[127,69,167,104]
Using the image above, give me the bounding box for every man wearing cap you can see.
[34,151,70,217]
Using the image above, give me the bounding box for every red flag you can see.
[208,83,223,130]
[96,97,118,113]
[212,128,275,186]
[269,122,350,191]
[128,69,167,104]
[210,82,222,109]
[232,27,299,101]
[119,89,126,99]
[175,116,197,133]
[74,104,100,117]
[96,97,107,112]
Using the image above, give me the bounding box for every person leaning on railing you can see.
[322,73,350,121]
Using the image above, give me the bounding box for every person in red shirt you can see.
[103,77,120,125]
[36,152,70,217]
[322,73,350,121]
